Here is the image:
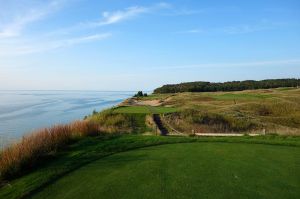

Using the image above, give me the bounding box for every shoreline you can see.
[0,91,133,143]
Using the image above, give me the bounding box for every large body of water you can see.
[0,91,134,146]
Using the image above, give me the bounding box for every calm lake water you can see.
[0,90,134,146]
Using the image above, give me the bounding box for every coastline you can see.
[0,91,134,142]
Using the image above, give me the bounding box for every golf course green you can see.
[31,142,300,199]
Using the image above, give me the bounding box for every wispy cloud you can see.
[91,6,148,27]
[175,29,204,34]
[164,9,204,16]
[0,2,171,56]
[0,0,65,38]
[50,33,112,49]
[45,2,171,37]
[85,2,171,28]
[0,33,111,56]
[0,1,115,56]
[222,20,286,34]
[222,24,271,34]
[176,20,288,35]
[162,6,238,16]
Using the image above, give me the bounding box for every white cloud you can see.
[96,6,148,26]
[222,20,286,34]
[44,2,171,37]
[175,29,204,34]
[155,2,172,9]
[0,2,170,56]
[58,33,111,46]
[165,9,203,16]
[85,2,171,27]
[0,0,65,38]
[176,20,288,35]
[0,33,111,56]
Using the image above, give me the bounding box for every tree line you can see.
[153,78,300,93]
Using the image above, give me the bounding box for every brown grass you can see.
[88,109,135,133]
[146,88,300,135]
[165,109,259,134]
[0,120,99,180]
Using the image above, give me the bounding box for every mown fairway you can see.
[31,142,300,199]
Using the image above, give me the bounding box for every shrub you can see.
[133,91,147,97]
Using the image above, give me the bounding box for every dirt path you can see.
[153,114,168,136]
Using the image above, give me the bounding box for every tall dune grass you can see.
[178,109,258,132]
[0,120,99,180]
[88,109,136,133]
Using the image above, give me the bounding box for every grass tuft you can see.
[0,120,99,180]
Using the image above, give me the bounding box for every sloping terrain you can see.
[132,88,300,135]
[30,142,300,199]
[1,135,299,199]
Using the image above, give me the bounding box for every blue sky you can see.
[0,0,299,90]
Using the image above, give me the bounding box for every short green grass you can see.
[113,106,178,114]
[0,135,192,199]
[0,135,300,199]
[31,141,300,199]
